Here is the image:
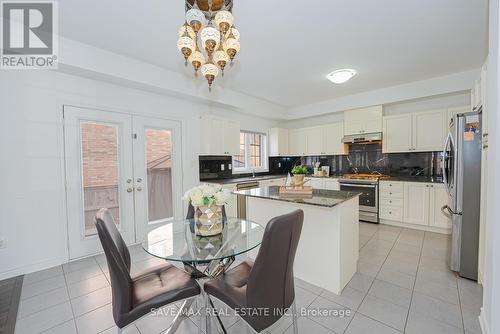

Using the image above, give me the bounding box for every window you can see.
[233,131,268,172]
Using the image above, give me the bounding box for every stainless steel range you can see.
[338,174,389,223]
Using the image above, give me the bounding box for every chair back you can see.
[246,209,304,331]
[94,208,133,325]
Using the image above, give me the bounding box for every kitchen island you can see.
[233,186,360,294]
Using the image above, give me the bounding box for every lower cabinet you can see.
[379,181,451,232]
[403,183,430,226]
[429,184,451,229]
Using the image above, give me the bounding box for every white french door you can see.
[64,106,183,259]
[132,116,182,241]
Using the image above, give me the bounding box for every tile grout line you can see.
[62,264,79,334]
[338,225,400,333]
[352,225,406,333]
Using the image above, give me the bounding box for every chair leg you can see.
[291,300,298,334]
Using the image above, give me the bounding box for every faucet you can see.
[252,168,256,178]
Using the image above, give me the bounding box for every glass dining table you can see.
[141,217,265,333]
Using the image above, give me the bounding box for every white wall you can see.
[0,70,277,279]
[481,1,500,333]
[283,91,470,129]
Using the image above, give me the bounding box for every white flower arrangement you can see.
[182,184,230,207]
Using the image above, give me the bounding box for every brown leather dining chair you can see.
[94,208,201,333]
[203,209,304,334]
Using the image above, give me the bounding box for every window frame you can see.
[232,130,268,174]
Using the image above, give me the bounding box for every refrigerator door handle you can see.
[442,133,452,187]
[441,204,456,219]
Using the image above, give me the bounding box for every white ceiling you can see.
[59,0,488,108]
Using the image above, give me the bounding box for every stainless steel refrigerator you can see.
[442,111,482,280]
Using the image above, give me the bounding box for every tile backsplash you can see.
[269,143,442,177]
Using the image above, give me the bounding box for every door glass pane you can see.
[145,128,173,223]
[80,122,120,236]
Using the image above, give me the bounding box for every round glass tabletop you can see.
[142,218,265,263]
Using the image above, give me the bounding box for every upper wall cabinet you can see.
[200,115,240,156]
[383,109,447,153]
[269,128,289,156]
[288,123,346,156]
[344,105,383,135]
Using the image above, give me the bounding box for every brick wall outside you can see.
[81,123,172,188]
[82,123,119,187]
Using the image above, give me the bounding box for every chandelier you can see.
[177,0,240,91]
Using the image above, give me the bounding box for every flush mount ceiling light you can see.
[326,69,357,84]
[178,0,240,91]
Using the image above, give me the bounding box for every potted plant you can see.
[182,184,230,236]
[291,165,308,186]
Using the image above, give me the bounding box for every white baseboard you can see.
[379,219,451,234]
[0,257,64,281]
[479,307,490,334]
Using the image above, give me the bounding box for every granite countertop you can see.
[233,186,360,208]
[383,176,444,184]
[202,174,286,184]
[203,174,443,185]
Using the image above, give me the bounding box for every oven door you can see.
[339,183,378,213]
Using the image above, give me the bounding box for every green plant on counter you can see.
[291,165,308,175]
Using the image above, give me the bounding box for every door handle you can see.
[127,188,133,193]
[441,205,456,218]
[442,133,452,186]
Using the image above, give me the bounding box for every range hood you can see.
[342,132,383,144]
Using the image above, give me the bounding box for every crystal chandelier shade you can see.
[177,0,240,90]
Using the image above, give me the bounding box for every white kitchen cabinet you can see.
[222,183,238,218]
[288,122,345,156]
[324,123,347,155]
[429,184,451,229]
[305,126,324,155]
[412,110,447,152]
[289,128,307,156]
[307,177,325,189]
[323,179,340,190]
[200,115,240,156]
[403,183,430,226]
[383,110,447,153]
[344,105,383,135]
[383,114,412,153]
[269,128,289,156]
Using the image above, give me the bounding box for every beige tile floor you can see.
[14,223,483,334]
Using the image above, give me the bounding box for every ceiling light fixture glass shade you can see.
[326,69,357,84]
[179,0,240,90]
[215,10,233,34]
[178,23,195,39]
[188,47,205,74]
[226,26,240,41]
[185,7,206,32]
[200,25,220,56]
[223,35,240,62]
[177,32,196,64]
[213,46,230,73]
[201,61,219,90]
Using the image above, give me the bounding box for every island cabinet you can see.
[307,177,340,190]
[343,105,383,135]
[236,186,360,294]
[379,181,451,232]
[382,109,448,153]
[200,115,240,156]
